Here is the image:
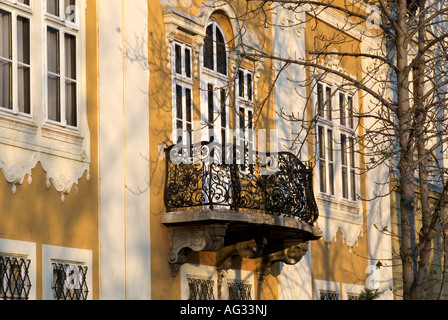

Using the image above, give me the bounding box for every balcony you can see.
[162,141,322,278]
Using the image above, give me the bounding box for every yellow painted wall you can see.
[0,0,100,300]
[305,13,370,292]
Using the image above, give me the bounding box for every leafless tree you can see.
[223,0,448,299]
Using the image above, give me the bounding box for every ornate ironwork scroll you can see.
[164,141,319,225]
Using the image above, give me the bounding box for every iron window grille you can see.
[0,255,32,300]
[52,262,89,300]
[347,293,360,300]
[228,282,252,300]
[319,290,340,300]
[188,277,215,300]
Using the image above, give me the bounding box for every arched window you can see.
[203,21,227,76]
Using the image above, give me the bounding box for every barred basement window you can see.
[319,290,339,300]
[228,282,252,300]
[188,277,215,300]
[347,293,359,300]
[0,255,32,300]
[52,262,88,300]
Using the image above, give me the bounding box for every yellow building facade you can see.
[0,0,394,300]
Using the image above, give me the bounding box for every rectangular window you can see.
[339,92,354,129]
[17,16,31,114]
[0,9,12,110]
[339,92,346,126]
[350,137,356,201]
[188,277,215,300]
[228,282,252,300]
[318,126,326,193]
[47,0,77,24]
[341,134,356,200]
[318,126,334,195]
[47,0,59,16]
[320,290,340,300]
[52,262,88,300]
[0,9,31,114]
[47,26,61,122]
[46,25,78,127]
[0,254,32,300]
[341,134,348,199]
[173,41,193,147]
[317,82,331,120]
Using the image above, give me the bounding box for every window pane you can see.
[176,85,182,122]
[216,28,226,75]
[220,89,226,129]
[348,96,354,128]
[317,83,323,117]
[66,80,77,126]
[325,86,332,120]
[238,70,244,97]
[339,92,345,126]
[0,10,11,109]
[204,25,214,70]
[247,73,253,101]
[17,0,31,5]
[48,75,60,121]
[0,10,11,60]
[18,66,30,113]
[47,0,59,16]
[65,0,76,23]
[318,126,326,193]
[17,17,30,65]
[47,27,60,75]
[207,83,214,130]
[185,88,192,123]
[65,34,76,80]
[327,129,334,195]
[0,61,12,109]
[175,44,181,75]
[185,48,191,78]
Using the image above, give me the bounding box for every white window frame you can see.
[44,19,79,129]
[236,67,255,170]
[44,0,78,29]
[172,40,193,146]
[42,244,92,300]
[0,2,33,119]
[0,238,36,300]
[200,20,229,150]
[315,81,359,205]
[338,90,357,202]
[316,82,335,197]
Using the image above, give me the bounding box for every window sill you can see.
[317,193,361,219]
[41,124,84,148]
[0,110,38,136]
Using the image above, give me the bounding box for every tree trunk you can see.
[396,0,416,300]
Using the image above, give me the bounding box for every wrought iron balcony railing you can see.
[164,141,319,225]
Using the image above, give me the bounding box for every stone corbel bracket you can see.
[256,242,309,285]
[216,238,267,272]
[167,224,227,277]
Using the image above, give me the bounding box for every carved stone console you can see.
[256,242,310,285]
[162,209,322,277]
[167,223,227,276]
